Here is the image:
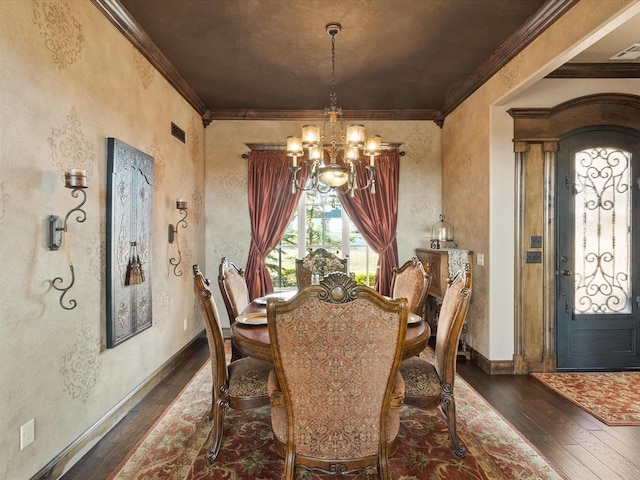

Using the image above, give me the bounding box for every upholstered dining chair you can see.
[399,265,472,457]
[218,256,250,361]
[267,273,408,480]
[390,256,431,317]
[193,265,271,461]
[295,247,347,289]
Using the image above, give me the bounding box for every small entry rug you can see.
[109,361,566,480]
[531,372,640,426]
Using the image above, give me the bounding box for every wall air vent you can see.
[171,122,186,143]
[610,44,640,60]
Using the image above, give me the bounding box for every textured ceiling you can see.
[102,0,580,121]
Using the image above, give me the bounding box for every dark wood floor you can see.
[62,335,640,480]
[61,336,211,480]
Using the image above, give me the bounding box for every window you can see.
[267,188,378,288]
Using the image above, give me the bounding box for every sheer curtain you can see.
[338,149,400,296]
[245,151,308,299]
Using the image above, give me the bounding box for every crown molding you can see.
[205,109,440,122]
[244,142,403,152]
[546,62,640,78]
[439,0,579,119]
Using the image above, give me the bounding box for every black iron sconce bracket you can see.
[168,200,188,276]
[48,179,87,310]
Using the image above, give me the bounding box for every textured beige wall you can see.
[442,96,491,355]
[204,120,442,326]
[442,0,640,360]
[0,2,205,478]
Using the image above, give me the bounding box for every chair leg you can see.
[440,383,466,458]
[283,452,295,480]
[378,453,391,480]
[206,397,228,461]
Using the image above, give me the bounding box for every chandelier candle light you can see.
[287,23,381,196]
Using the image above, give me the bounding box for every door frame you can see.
[508,94,640,374]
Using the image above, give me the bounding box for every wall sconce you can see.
[168,199,188,276]
[48,169,88,310]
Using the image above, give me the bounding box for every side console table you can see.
[415,248,473,360]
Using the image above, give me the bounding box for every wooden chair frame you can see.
[400,265,472,457]
[267,273,407,479]
[193,265,270,461]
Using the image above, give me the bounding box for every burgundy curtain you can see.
[337,150,400,296]
[245,151,308,299]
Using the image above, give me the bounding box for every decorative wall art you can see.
[106,138,154,348]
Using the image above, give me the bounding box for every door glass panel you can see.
[574,147,631,314]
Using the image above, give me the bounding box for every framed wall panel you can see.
[106,138,154,348]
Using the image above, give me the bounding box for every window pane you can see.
[267,245,298,288]
[324,206,343,246]
[349,245,378,286]
[267,182,378,289]
[305,189,342,248]
[574,147,631,314]
[280,211,299,246]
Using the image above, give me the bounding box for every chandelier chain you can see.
[330,30,337,108]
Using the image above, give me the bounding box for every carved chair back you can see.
[194,264,227,402]
[218,257,251,362]
[434,266,472,386]
[267,273,407,479]
[390,256,431,316]
[218,256,250,323]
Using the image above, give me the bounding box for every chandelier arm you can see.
[315,182,333,194]
[348,166,377,193]
[290,166,312,192]
[291,165,334,193]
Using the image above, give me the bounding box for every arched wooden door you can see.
[556,127,640,370]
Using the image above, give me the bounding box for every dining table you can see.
[230,291,431,363]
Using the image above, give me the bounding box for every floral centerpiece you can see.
[303,251,344,281]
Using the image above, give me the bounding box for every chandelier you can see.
[286,23,381,196]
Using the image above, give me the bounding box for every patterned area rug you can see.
[531,372,640,426]
[109,360,565,480]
